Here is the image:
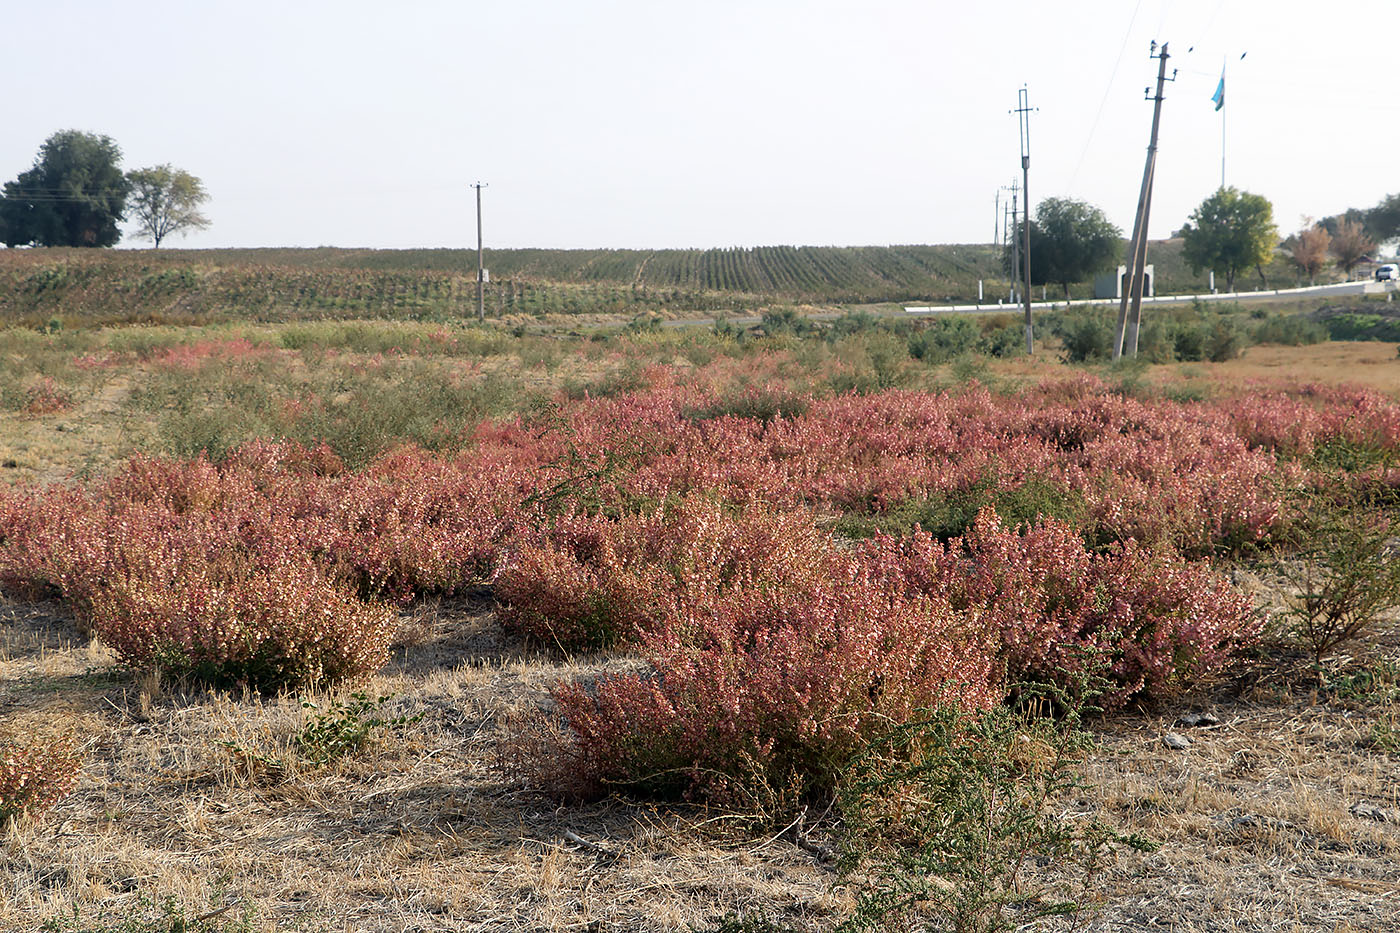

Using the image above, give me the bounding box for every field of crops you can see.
[2,306,1400,930]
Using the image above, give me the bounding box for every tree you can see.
[1289,222,1331,286]
[1179,187,1279,292]
[1031,197,1123,299]
[126,165,211,247]
[1001,199,1122,299]
[0,130,129,247]
[1329,218,1375,278]
[1364,193,1400,242]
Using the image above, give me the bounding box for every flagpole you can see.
[1220,58,1226,189]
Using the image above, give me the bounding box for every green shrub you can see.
[833,477,1087,542]
[1275,497,1400,663]
[838,686,1153,933]
[1251,313,1327,346]
[1048,312,1114,363]
[908,317,981,363]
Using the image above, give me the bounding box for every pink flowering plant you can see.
[0,733,82,825]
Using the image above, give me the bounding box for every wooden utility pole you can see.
[472,182,488,322]
[1114,43,1174,359]
[1013,87,1037,354]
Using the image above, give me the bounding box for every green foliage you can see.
[41,892,258,933]
[1316,311,1400,343]
[682,388,811,424]
[907,317,980,362]
[827,332,911,393]
[833,477,1087,542]
[906,316,1024,364]
[220,693,419,777]
[1329,658,1400,705]
[699,915,801,933]
[1046,310,1115,363]
[293,693,420,767]
[1250,312,1327,346]
[760,307,815,336]
[1365,192,1400,241]
[838,683,1154,933]
[1028,198,1123,298]
[125,164,211,248]
[1,130,129,248]
[1179,187,1279,292]
[1275,493,1400,663]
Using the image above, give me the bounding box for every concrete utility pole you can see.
[471,182,488,323]
[1012,87,1037,354]
[1004,181,1021,303]
[1113,43,1174,359]
[994,188,1001,247]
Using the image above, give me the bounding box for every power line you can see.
[1065,0,1146,193]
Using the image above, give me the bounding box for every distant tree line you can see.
[0,130,209,248]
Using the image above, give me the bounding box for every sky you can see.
[3,0,1395,251]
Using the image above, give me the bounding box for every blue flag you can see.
[1211,71,1224,111]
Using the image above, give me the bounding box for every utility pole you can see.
[1003,181,1020,303]
[994,188,1001,247]
[1012,87,1037,354]
[471,182,488,322]
[1113,43,1174,360]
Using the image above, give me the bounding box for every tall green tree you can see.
[1031,197,1123,299]
[126,165,211,247]
[1179,187,1278,292]
[1002,199,1123,299]
[1364,193,1400,242]
[0,130,129,247]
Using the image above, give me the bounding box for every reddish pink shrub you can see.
[494,495,833,650]
[867,509,1258,707]
[1224,383,1400,458]
[0,483,99,601]
[85,553,394,689]
[21,377,74,415]
[151,337,271,369]
[0,733,82,825]
[310,448,527,601]
[553,554,999,804]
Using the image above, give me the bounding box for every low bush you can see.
[495,495,833,651]
[839,684,1154,933]
[1274,494,1400,663]
[1,732,82,826]
[86,556,395,689]
[868,510,1258,707]
[552,557,999,810]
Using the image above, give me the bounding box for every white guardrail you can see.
[904,280,1395,315]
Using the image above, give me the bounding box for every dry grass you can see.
[5,588,1400,932]
[4,332,1400,931]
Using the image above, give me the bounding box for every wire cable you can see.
[1064,0,1146,194]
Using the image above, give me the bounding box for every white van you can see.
[1377,264,1399,282]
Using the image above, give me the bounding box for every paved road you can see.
[903,279,1398,316]
[573,279,1397,334]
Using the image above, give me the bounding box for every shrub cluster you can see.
[0,441,528,688]
[524,503,1254,804]
[1,733,82,825]
[3,371,1396,803]
[869,509,1258,708]
[552,546,999,806]
[495,494,832,651]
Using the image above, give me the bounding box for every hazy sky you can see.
[4,1,1395,250]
